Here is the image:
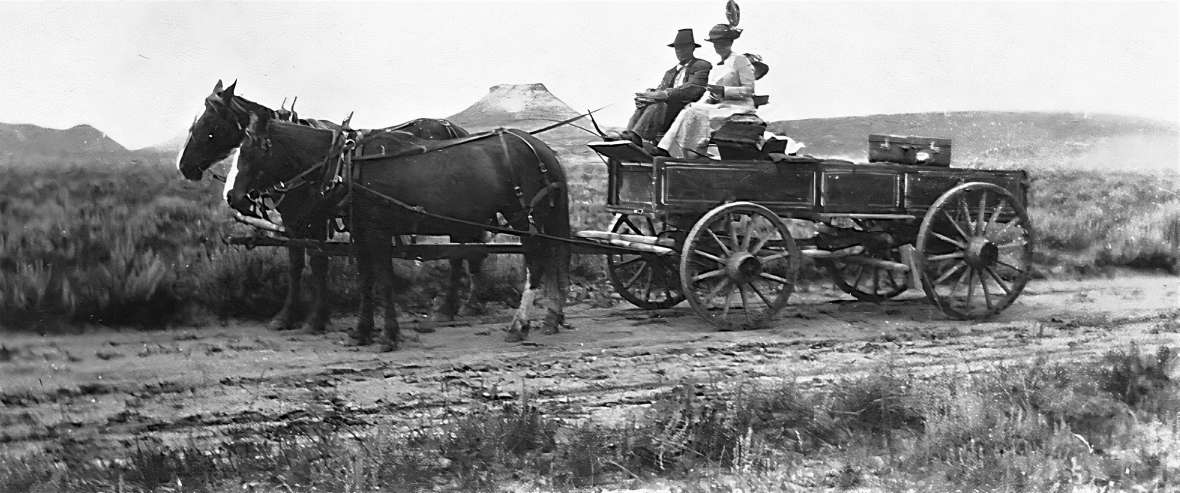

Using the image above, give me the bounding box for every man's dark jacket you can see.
[656,57,712,103]
[627,57,712,141]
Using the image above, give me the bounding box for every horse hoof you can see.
[459,303,487,317]
[541,326,559,336]
[376,337,399,352]
[348,329,373,346]
[267,319,297,331]
[413,325,437,334]
[503,331,527,343]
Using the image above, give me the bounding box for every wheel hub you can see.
[965,236,999,268]
[726,252,762,281]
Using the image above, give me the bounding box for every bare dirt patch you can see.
[2,275,1177,461]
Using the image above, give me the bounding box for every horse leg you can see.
[505,267,534,343]
[268,244,304,331]
[459,253,488,317]
[372,232,403,352]
[526,238,568,336]
[352,229,376,346]
[306,220,330,334]
[434,256,462,323]
[539,240,569,335]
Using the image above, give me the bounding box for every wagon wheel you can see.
[606,214,685,309]
[679,202,801,330]
[825,246,909,301]
[916,182,1034,319]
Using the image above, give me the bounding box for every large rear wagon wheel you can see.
[606,214,685,309]
[916,182,1033,319]
[679,202,801,330]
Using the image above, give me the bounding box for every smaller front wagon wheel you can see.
[679,202,801,330]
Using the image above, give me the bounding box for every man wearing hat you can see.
[658,23,757,158]
[621,28,712,146]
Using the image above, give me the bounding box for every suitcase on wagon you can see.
[868,134,952,166]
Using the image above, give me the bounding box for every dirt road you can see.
[2,275,1177,458]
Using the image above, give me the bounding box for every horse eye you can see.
[207,133,215,141]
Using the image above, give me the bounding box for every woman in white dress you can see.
[657,23,755,158]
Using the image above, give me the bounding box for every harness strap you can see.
[350,181,630,254]
[350,130,500,161]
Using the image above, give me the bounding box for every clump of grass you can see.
[4,347,1178,491]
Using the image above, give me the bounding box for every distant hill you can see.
[0,122,132,164]
[768,111,1178,172]
[139,132,188,155]
[446,83,599,150]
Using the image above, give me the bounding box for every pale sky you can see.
[0,0,1176,149]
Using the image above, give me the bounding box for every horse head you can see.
[177,80,264,181]
[225,113,336,215]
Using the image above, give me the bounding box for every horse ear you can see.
[213,80,224,93]
[222,80,237,100]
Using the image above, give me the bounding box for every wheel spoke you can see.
[978,269,993,311]
[965,268,977,306]
[872,267,880,295]
[927,252,965,262]
[949,264,972,296]
[941,210,971,241]
[749,229,772,254]
[703,278,731,308]
[933,261,967,285]
[985,200,1008,235]
[706,230,732,256]
[691,249,726,265]
[852,264,867,291]
[738,284,751,322]
[758,251,792,263]
[748,281,773,306]
[692,268,727,282]
[983,266,1012,295]
[727,214,741,252]
[958,197,975,233]
[995,260,1028,274]
[623,262,649,289]
[759,272,791,285]
[740,217,755,252]
[996,239,1028,250]
[976,191,989,235]
[932,232,967,249]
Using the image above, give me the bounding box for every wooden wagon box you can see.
[869,134,952,166]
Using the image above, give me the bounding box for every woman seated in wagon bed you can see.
[656,23,758,159]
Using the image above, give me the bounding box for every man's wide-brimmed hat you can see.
[705,23,742,42]
[668,28,700,47]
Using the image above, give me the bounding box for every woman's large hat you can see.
[668,28,700,47]
[705,23,741,42]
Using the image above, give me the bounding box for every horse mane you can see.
[259,119,337,160]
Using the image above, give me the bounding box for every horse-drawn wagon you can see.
[187,82,1032,339]
[580,134,1033,330]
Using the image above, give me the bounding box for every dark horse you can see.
[225,111,570,350]
[176,80,484,333]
